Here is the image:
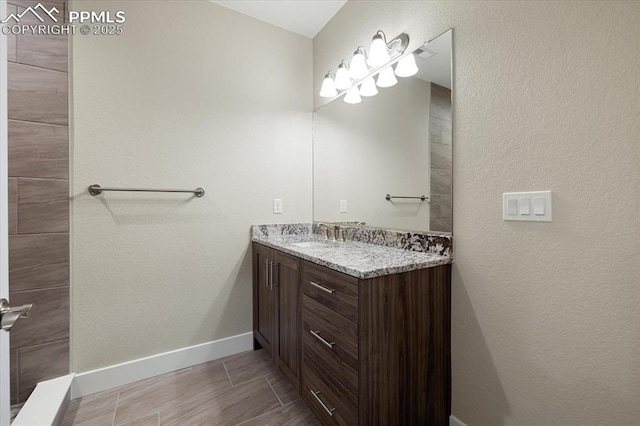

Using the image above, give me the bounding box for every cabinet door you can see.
[253,243,276,356]
[273,250,301,388]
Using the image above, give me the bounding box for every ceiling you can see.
[211,0,347,39]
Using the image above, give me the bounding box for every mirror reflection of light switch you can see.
[340,200,347,213]
[534,198,545,215]
[520,198,531,215]
[507,198,518,215]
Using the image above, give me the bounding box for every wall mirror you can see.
[313,29,453,233]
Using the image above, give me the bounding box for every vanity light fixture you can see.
[343,86,362,104]
[319,71,338,98]
[334,60,352,91]
[349,47,369,80]
[376,66,398,88]
[359,77,378,97]
[318,30,414,104]
[394,52,419,77]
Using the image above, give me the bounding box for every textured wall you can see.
[7,0,69,404]
[314,77,431,230]
[314,1,640,425]
[70,0,312,372]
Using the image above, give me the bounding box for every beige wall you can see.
[315,1,640,425]
[70,1,312,372]
[314,77,431,231]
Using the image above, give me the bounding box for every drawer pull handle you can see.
[310,390,336,416]
[309,281,335,294]
[310,330,336,348]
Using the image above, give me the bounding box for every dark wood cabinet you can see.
[253,242,451,425]
[252,243,302,389]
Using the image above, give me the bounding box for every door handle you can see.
[0,298,33,332]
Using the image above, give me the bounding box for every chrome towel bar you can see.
[88,184,205,197]
[385,194,429,202]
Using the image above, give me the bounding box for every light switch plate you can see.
[340,200,347,213]
[503,191,552,222]
[273,198,282,214]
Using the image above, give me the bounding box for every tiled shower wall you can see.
[6,0,69,404]
[429,83,453,233]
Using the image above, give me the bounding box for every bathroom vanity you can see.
[252,224,452,425]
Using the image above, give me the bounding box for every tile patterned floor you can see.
[62,349,319,426]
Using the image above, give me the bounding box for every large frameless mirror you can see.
[313,29,453,233]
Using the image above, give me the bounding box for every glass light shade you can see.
[334,64,351,91]
[376,66,398,88]
[319,74,338,98]
[349,50,369,80]
[368,35,390,67]
[394,53,419,77]
[359,77,378,97]
[343,86,361,104]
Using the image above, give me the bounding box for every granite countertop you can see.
[252,233,452,279]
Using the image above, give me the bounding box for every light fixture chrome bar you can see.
[88,184,205,197]
[385,194,429,202]
[324,32,411,103]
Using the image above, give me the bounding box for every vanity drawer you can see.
[303,352,358,426]
[303,295,358,396]
[303,261,359,323]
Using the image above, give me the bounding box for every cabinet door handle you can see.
[310,390,336,416]
[270,262,278,289]
[265,260,271,288]
[309,281,335,294]
[310,330,335,348]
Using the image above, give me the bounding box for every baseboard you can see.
[71,332,253,399]
[13,374,75,426]
[450,414,467,426]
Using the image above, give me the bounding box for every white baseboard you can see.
[71,332,253,399]
[450,414,467,426]
[13,374,75,426]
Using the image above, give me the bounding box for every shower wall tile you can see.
[9,234,69,292]
[17,178,69,234]
[8,178,17,235]
[9,120,69,179]
[7,62,68,126]
[18,339,69,402]
[431,168,452,196]
[7,0,69,404]
[431,142,452,171]
[7,4,17,62]
[16,6,68,72]
[10,350,18,405]
[9,287,69,349]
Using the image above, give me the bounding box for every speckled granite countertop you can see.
[252,231,452,279]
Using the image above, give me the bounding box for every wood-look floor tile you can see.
[8,178,17,235]
[238,400,319,426]
[160,377,280,426]
[114,360,231,424]
[116,412,159,426]
[61,390,119,426]
[17,178,69,234]
[18,339,69,402]
[9,120,68,179]
[9,234,69,292]
[9,287,69,348]
[222,349,278,386]
[266,370,299,405]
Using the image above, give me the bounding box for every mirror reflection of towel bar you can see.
[88,184,205,197]
[385,194,429,202]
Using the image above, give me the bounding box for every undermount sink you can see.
[290,240,333,249]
